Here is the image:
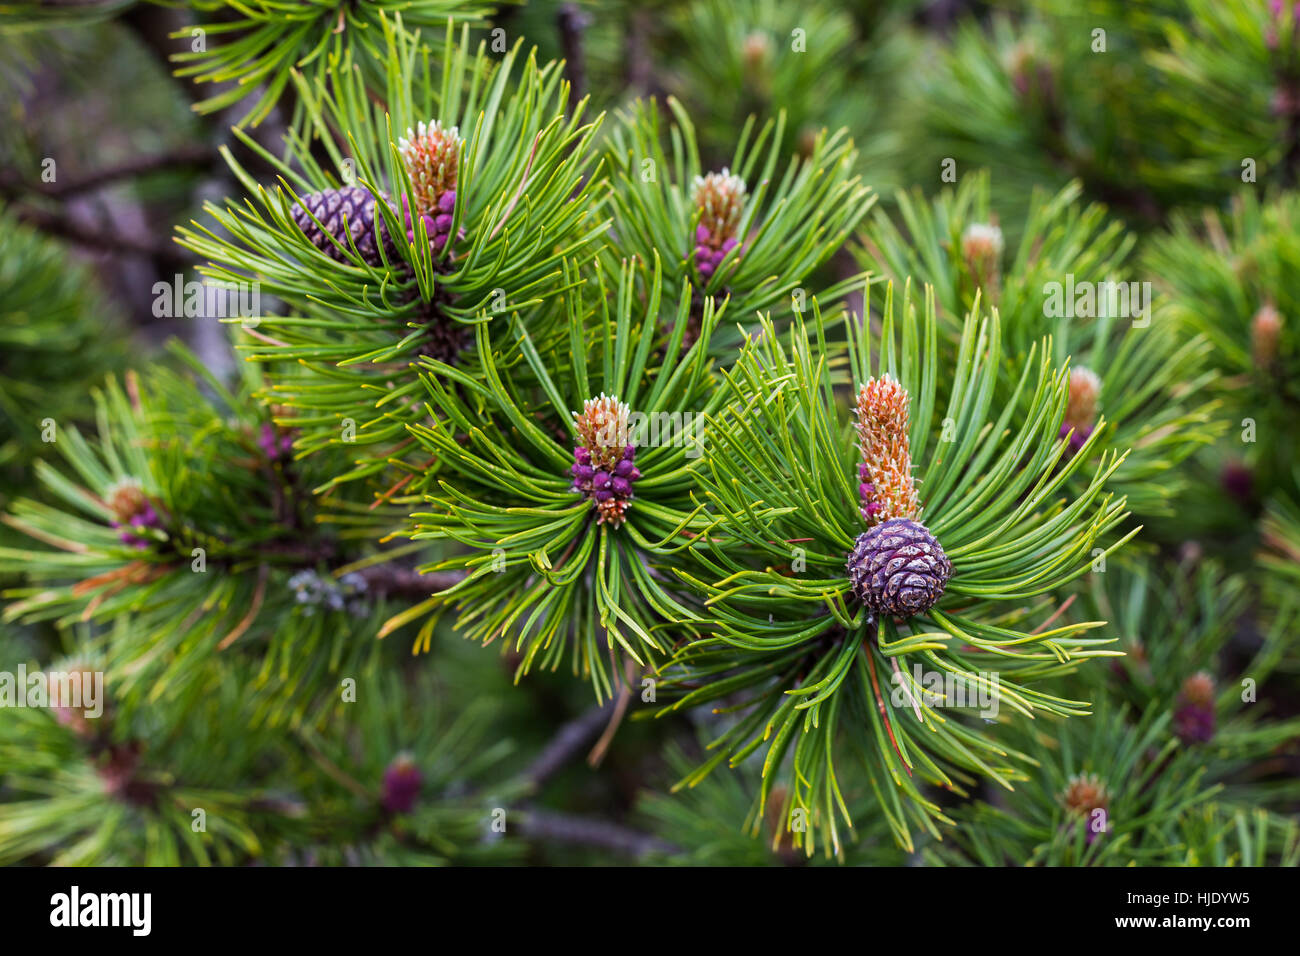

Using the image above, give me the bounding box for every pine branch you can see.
[356,565,467,599]
[518,808,678,858]
[556,3,590,112]
[9,147,218,199]
[521,700,618,792]
[9,203,194,265]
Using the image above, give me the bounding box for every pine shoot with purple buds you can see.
[571,395,641,528]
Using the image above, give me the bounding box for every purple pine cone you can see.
[1059,421,1094,454]
[381,757,423,814]
[846,517,952,618]
[1174,702,1216,745]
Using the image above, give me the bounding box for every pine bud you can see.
[572,395,639,527]
[1062,773,1109,817]
[259,423,295,461]
[1006,39,1055,103]
[690,168,746,280]
[960,222,1003,298]
[846,517,952,618]
[1220,460,1253,503]
[1251,303,1283,369]
[1059,366,1101,453]
[291,186,399,267]
[1062,772,1110,842]
[398,120,461,217]
[1174,672,1216,745]
[381,754,423,814]
[106,480,161,549]
[855,375,919,525]
[742,31,772,75]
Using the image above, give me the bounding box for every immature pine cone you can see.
[690,168,746,281]
[846,517,951,618]
[571,395,640,527]
[1062,772,1110,843]
[1059,365,1101,454]
[1174,672,1217,745]
[398,120,463,252]
[106,480,161,549]
[381,755,423,815]
[292,186,398,267]
[1251,304,1283,369]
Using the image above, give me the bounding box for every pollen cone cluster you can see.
[398,119,463,252]
[690,168,746,280]
[570,395,640,528]
[1060,366,1101,453]
[854,375,919,526]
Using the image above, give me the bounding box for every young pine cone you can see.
[846,517,952,618]
[291,186,400,267]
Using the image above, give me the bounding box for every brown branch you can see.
[6,146,218,199]
[10,203,194,265]
[356,564,467,599]
[522,700,618,792]
[556,3,590,112]
[518,808,678,858]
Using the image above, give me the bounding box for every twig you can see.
[587,656,635,768]
[556,4,590,112]
[356,565,467,599]
[12,204,195,265]
[522,700,617,792]
[518,807,678,858]
[3,146,217,199]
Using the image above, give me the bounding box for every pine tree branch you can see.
[518,808,678,858]
[356,565,467,599]
[9,203,195,265]
[10,146,218,199]
[521,699,618,792]
[556,3,589,112]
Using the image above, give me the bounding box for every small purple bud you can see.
[698,261,715,278]
[438,190,457,213]
[623,444,636,460]
[592,471,611,490]
[435,214,453,232]
[593,489,613,502]
[695,224,710,242]
[381,758,423,815]
[628,467,641,481]
[433,233,448,250]
[721,237,739,253]
[575,447,591,465]
[575,464,595,481]
[611,477,631,495]
[614,459,635,477]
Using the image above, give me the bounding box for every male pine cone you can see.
[292,186,399,267]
